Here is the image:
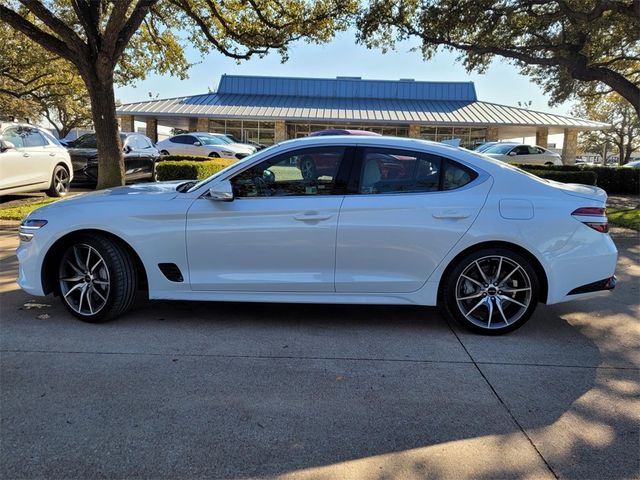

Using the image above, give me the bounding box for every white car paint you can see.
[483,143,563,166]
[0,123,73,196]
[16,136,617,333]
[155,132,255,159]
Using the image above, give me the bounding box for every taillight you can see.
[572,207,608,233]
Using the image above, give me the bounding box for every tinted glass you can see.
[359,148,441,194]
[23,131,47,147]
[171,135,189,144]
[1,127,26,148]
[139,136,153,149]
[514,145,530,155]
[442,160,477,190]
[195,134,228,145]
[231,147,345,198]
[484,144,515,154]
[73,134,98,148]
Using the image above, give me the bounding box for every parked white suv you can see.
[0,123,73,197]
[155,132,256,159]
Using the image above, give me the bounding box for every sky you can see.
[115,29,572,117]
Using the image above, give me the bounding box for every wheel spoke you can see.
[86,287,94,314]
[495,297,510,325]
[61,275,84,282]
[486,297,494,327]
[494,257,503,283]
[85,247,92,270]
[90,257,104,273]
[498,294,528,309]
[461,274,484,288]
[464,297,487,318]
[500,265,521,285]
[501,287,531,294]
[456,291,483,301]
[93,279,109,286]
[63,282,83,298]
[78,284,87,313]
[474,260,490,284]
[92,287,107,302]
[73,246,85,272]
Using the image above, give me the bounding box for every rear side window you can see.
[358,148,477,194]
[171,135,190,144]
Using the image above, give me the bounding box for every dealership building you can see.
[117,74,608,163]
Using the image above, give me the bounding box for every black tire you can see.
[544,162,554,166]
[46,165,70,197]
[440,248,539,335]
[57,234,137,323]
[160,150,170,156]
[208,152,220,158]
[300,156,317,180]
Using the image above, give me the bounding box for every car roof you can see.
[309,129,381,137]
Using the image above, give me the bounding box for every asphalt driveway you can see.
[0,223,638,479]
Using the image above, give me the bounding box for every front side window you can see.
[484,144,514,155]
[358,148,477,194]
[231,147,345,198]
[1,127,26,148]
[196,134,227,145]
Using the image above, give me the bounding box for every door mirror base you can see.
[208,180,234,201]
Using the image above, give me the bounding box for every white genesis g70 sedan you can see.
[16,136,618,334]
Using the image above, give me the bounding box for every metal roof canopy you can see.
[117,75,609,131]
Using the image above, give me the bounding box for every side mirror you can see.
[208,180,234,201]
[0,140,15,153]
[263,170,275,183]
[123,145,132,153]
[508,151,517,157]
[193,141,202,147]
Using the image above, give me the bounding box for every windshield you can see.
[186,142,281,193]
[484,144,516,154]
[196,134,231,145]
[475,143,495,152]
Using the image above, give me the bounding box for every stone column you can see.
[408,124,421,138]
[486,127,499,141]
[188,117,198,132]
[274,120,287,142]
[535,127,549,148]
[197,118,209,132]
[120,115,135,133]
[562,129,578,165]
[145,117,158,143]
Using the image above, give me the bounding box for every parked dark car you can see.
[223,134,267,151]
[65,132,160,185]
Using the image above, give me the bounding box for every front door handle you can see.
[294,213,332,222]
[432,210,471,219]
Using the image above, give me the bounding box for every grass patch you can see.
[0,198,59,221]
[608,208,640,231]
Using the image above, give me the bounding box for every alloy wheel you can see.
[54,168,70,194]
[59,244,111,316]
[455,255,533,330]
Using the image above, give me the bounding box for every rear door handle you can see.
[294,213,332,222]
[432,210,471,219]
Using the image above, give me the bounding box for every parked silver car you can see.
[0,123,73,197]
[482,143,562,166]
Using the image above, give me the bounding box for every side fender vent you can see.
[158,263,184,283]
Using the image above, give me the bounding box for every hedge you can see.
[518,164,639,194]
[156,159,236,181]
[526,169,598,186]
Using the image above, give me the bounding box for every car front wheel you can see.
[57,235,137,323]
[440,248,539,334]
[46,165,70,197]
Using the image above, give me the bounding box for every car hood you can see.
[29,181,187,218]
[67,147,98,159]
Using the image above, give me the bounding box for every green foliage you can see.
[156,159,236,181]
[0,29,92,137]
[519,165,640,195]
[573,92,639,164]
[0,198,58,221]
[607,208,640,231]
[357,1,640,113]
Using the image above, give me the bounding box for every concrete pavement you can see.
[0,224,638,479]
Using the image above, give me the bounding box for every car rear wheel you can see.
[160,150,170,156]
[208,152,220,158]
[544,162,554,166]
[440,248,539,334]
[57,235,137,323]
[46,165,70,197]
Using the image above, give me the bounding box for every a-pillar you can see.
[145,117,158,143]
[196,118,209,132]
[535,127,549,148]
[486,127,499,142]
[120,115,135,133]
[561,129,578,165]
[408,124,421,138]
[274,120,287,142]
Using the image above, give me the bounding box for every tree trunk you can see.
[85,74,124,189]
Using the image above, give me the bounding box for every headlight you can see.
[19,219,47,242]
